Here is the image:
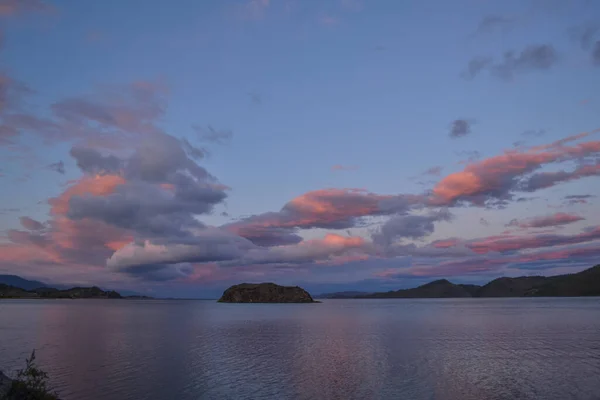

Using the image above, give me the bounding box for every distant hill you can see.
[0,284,153,300]
[356,279,476,298]
[316,291,371,299]
[325,265,600,299]
[0,275,47,291]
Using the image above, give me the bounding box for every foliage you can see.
[6,350,58,400]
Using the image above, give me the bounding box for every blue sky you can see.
[0,0,599,297]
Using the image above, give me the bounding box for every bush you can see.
[6,350,58,400]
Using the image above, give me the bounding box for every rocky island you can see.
[218,283,316,303]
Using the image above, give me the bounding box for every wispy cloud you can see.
[522,128,546,137]
[47,160,65,174]
[423,166,443,176]
[506,212,584,229]
[473,15,515,35]
[463,44,559,81]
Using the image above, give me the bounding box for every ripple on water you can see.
[0,298,599,400]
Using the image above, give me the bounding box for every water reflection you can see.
[1,298,599,400]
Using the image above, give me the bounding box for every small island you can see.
[218,283,316,303]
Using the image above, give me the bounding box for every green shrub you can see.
[6,350,58,400]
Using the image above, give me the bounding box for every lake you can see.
[1,298,599,400]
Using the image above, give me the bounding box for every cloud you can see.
[461,57,493,80]
[224,189,424,245]
[0,0,53,16]
[456,150,481,163]
[69,147,123,175]
[432,129,600,205]
[506,212,584,229]
[19,216,44,230]
[569,22,599,49]
[522,129,546,137]
[228,225,303,247]
[423,166,442,176]
[564,194,595,205]
[463,44,559,81]
[593,41,600,66]
[518,160,600,191]
[479,217,490,226]
[495,45,559,80]
[331,164,358,171]
[0,80,237,282]
[192,125,233,145]
[107,228,253,272]
[242,234,366,265]
[467,226,600,254]
[0,74,46,145]
[376,239,600,279]
[372,209,452,247]
[1,79,167,155]
[474,15,514,35]
[449,119,473,138]
[107,231,367,276]
[47,160,65,174]
[377,258,502,279]
[50,81,166,144]
[65,135,227,240]
[0,74,32,113]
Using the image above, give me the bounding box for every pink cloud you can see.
[431,129,600,205]
[242,233,367,265]
[467,226,600,254]
[506,212,584,229]
[431,238,460,248]
[225,188,422,246]
[376,258,502,279]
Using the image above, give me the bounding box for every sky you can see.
[0,0,599,298]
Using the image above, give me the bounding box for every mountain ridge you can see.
[0,275,47,291]
[324,265,600,299]
[0,284,153,300]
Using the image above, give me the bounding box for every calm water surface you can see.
[1,298,599,400]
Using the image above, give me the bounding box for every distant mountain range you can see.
[0,275,152,299]
[0,275,153,300]
[0,275,48,291]
[322,265,600,299]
